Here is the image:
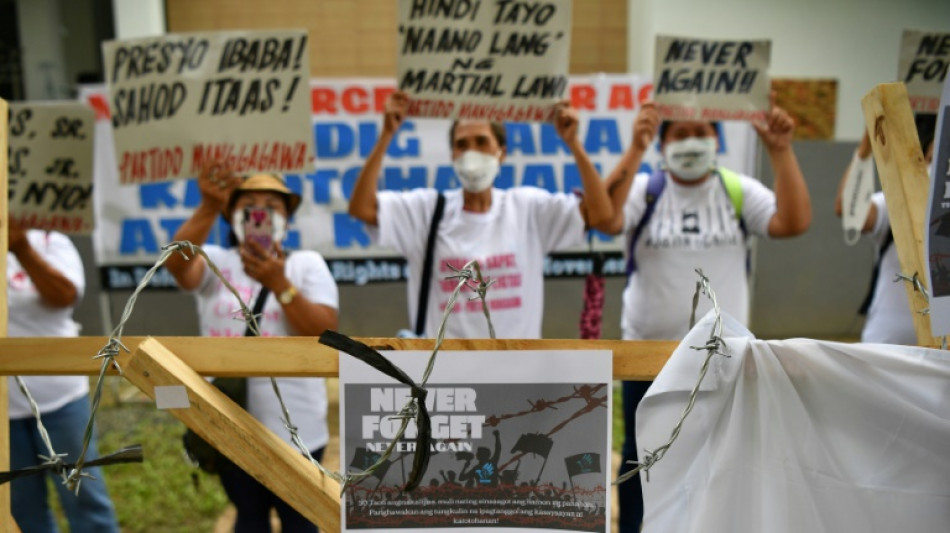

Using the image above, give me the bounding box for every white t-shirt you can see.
[621,170,776,340]
[861,192,916,345]
[192,245,339,451]
[7,230,88,419]
[375,187,586,339]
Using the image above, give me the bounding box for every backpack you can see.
[624,167,746,277]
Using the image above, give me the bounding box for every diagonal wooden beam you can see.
[861,82,940,346]
[123,338,341,531]
[0,337,678,380]
[0,96,16,533]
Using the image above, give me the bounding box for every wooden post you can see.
[0,96,16,532]
[123,338,342,531]
[861,83,940,347]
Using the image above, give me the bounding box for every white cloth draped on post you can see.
[638,311,950,533]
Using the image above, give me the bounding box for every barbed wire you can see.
[894,271,947,349]
[615,269,729,485]
[11,376,69,484]
[320,259,496,492]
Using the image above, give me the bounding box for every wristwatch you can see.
[278,285,298,305]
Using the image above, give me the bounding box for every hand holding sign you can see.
[751,92,795,152]
[553,100,580,147]
[383,91,409,136]
[197,160,239,213]
[632,101,661,152]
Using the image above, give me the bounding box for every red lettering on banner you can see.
[12,213,86,233]
[570,84,596,110]
[638,83,654,105]
[118,147,184,183]
[311,85,397,115]
[608,85,634,110]
[86,93,111,121]
[190,142,307,176]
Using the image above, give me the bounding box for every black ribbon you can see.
[319,330,431,491]
[0,444,144,485]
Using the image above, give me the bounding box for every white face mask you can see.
[454,150,500,192]
[663,137,717,181]
[231,208,288,244]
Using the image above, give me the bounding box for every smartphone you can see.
[242,207,274,252]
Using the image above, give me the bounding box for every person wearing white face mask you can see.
[592,95,811,533]
[350,90,613,339]
[165,164,338,532]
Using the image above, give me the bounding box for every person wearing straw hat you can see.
[166,166,338,532]
[7,217,120,533]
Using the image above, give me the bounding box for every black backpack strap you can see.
[625,168,666,277]
[415,192,446,336]
[858,228,894,315]
[244,286,271,337]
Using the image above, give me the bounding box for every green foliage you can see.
[94,402,229,532]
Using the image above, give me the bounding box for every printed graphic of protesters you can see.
[349,90,612,339]
[165,166,338,532]
[592,94,811,532]
[834,129,935,345]
[7,217,120,533]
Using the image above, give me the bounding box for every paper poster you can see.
[653,35,771,122]
[7,102,95,234]
[925,73,950,336]
[396,0,572,121]
[101,29,314,183]
[898,30,950,114]
[840,153,876,245]
[339,350,612,532]
[81,75,760,288]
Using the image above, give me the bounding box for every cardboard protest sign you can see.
[82,75,760,288]
[899,30,950,114]
[396,0,572,122]
[925,73,950,335]
[653,35,771,122]
[101,29,314,184]
[339,349,612,532]
[7,102,95,234]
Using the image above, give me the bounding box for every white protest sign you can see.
[898,30,950,114]
[8,102,95,235]
[925,73,950,336]
[397,0,572,122]
[841,153,876,245]
[339,349,612,532]
[101,29,314,184]
[653,35,771,122]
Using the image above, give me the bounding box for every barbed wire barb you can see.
[615,269,727,486]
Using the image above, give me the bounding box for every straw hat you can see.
[225,173,302,219]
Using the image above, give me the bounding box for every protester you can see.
[165,167,338,533]
[7,218,120,533]
[593,95,812,531]
[835,131,935,345]
[349,91,612,338]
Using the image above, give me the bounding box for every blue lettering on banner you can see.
[159,218,187,242]
[540,124,570,154]
[506,123,536,155]
[140,183,179,209]
[383,166,427,191]
[585,119,623,154]
[495,165,514,189]
[314,121,420,159]
[303,169,338,204]
[334,213,371,248]
[315,123,355,158]
[339,166,363,200]
[386,122,420,157]
[433,165,459,191]
[120,219,160,254]
[521,164,557,192]
[183,179,201,208]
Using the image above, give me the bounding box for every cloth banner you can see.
[638,311,950,532]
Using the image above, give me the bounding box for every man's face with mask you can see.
[451,120,507,193]
[661,121,719,183]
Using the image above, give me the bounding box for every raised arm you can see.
[834,130,877,232]
[754,93,812,238]
[554,102,612,228]
[8,219,78,308]
[349,91,408,226]
[592,102,659,235]
[164,162,240,291]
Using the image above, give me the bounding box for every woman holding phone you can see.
[166,164,338,533]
